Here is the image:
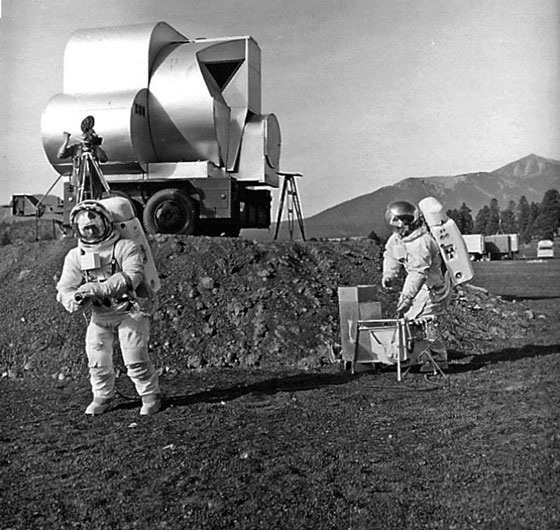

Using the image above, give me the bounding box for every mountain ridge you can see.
[301,154,560,239]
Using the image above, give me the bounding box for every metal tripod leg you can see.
[273,177,289,240]
[287,177,306,240]
[274,172,306,241]
[76,152,111,203]
[420,350,448,378]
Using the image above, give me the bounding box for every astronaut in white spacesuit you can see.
[382,200,452,371]
[56,200,161,415]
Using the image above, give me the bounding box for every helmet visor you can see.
[388,212,416,229]
[385,201,419,236]
[74,209,110,244]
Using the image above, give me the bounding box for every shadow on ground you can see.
[448,343,560,374]
[109,343,560,413]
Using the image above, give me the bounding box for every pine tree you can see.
[474,205,490,234]
[532,189,560,239]
[446,208,461,226]
[500,200,517,233]
[367,229,383,245]
[516,196,531,233]
[486,198,501,234]
[458,202,474,234]
[523,202,541,242]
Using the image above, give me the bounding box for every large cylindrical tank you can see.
[41,90,155,175]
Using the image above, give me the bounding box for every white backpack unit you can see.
[418,197,474,286]
[99,197,161,297]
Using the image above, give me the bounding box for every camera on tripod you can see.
[80,115,103,149]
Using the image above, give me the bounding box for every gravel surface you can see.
[1,233,559,529]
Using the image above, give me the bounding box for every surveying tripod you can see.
[273,171,306,241]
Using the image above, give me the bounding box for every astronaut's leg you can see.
[85,320,116,414]
[418,317,448,372]
[424,318,447,361]
[118,312,161,415]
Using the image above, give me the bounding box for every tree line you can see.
[446,189,560,244]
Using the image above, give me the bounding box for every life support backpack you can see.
[98,197,161,299]
[417,197,474,286]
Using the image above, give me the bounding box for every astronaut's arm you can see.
[95,145,108,163]
[57,132,72,160]
[56,252,87,313]
[77,274,132,300]
[76,241,144,300]
[382,238,403,287]
[400,246,431,301]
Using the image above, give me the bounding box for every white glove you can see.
[76,282,102,300]
[67,299,84,313]
[77,273,132,300]
[382,277,394,290]
[396,295,413,315]
[58,291,88,313]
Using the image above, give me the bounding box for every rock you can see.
[198,276,215,290]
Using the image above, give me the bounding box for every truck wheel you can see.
[143,189,197,235]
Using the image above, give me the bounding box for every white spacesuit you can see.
[382,200,452,371]
[56,200,161,415]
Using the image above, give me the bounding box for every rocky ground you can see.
[0,229,552,379]
[1,224,559,529]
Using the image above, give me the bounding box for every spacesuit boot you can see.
[417,341,448,372]
[85,397,113,415]
[409,319,448,372]
[140,394,162,416]
[127,361,161,415]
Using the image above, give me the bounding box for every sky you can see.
[1,0,559,217]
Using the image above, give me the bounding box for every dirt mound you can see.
[0,234,545,379]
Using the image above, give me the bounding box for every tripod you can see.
[76,147,111,203]
[273,171,306,241]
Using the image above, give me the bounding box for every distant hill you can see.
[299,154,560,239]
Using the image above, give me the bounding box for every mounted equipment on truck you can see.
[40,21,282,237]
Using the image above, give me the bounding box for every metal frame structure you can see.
[353,318,410,381]
[273,171,305,241]
[353,317,448,381]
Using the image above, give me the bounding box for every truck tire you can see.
[143,188,197,235]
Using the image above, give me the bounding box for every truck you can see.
[39,21,282,237]
[462,233,519,260]
[462,234,485,261]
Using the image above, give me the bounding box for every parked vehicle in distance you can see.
[462,233,519,261]
[537,239,554,259]
[462,234,485,261]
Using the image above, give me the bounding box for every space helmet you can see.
[385,200,420,236]
[70,200,114,244]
